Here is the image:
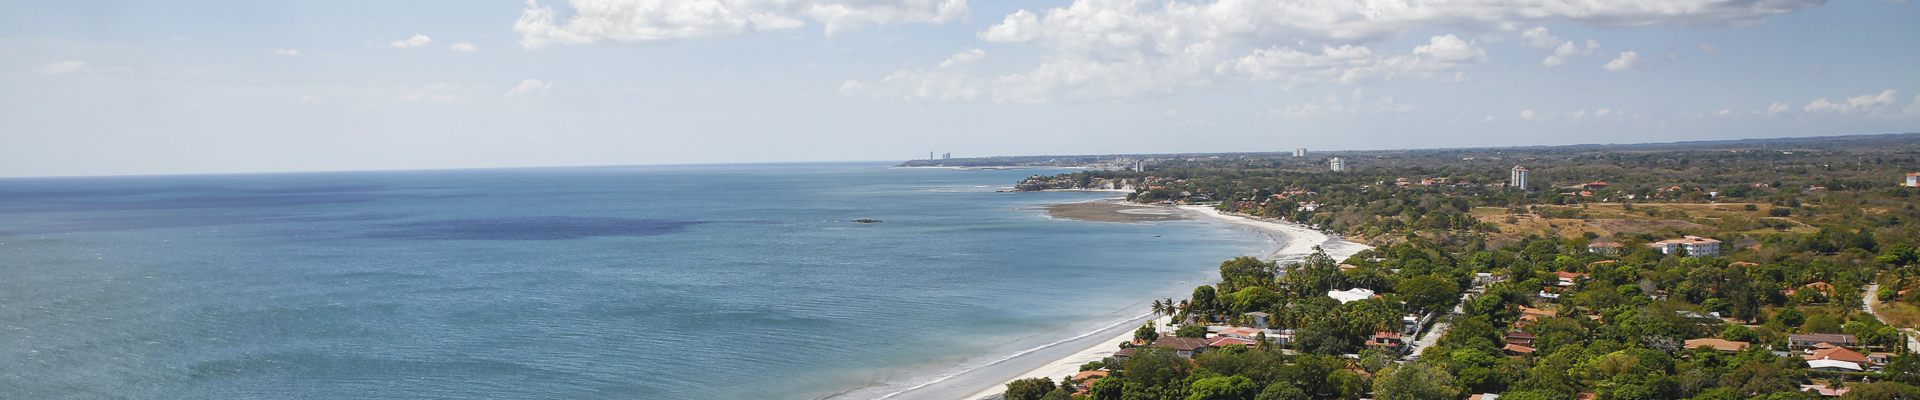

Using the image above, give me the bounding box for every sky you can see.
[2,0,1917,177]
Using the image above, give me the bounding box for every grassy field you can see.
[1469,202,1819,242]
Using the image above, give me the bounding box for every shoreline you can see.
[948,204,1372,400]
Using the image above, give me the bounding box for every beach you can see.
[949,203,1372,400]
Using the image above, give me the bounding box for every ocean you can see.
[0,163,1273,399]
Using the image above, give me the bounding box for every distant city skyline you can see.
[2,0,1917,177]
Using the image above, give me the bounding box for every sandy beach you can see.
[951,204,1371,400]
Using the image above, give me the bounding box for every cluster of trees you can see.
[1016,241,1920,400]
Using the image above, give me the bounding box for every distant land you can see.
[896,132,1920,168]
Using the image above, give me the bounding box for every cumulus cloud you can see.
[1271,89,1416,117]
[1521,110,1537,120]
[34,61,85,75]
[1767,102,1789,115]
[839,48,989,101]
[1803,89,1901,115]
[1542,39,1600,66]
[1698,43,1717,53]
[1519,27,1564,48]
[1602,51,1647,71]
[390,34,433,48]
[507,79,554,97]
[450,42,478,52]
[859,0,1819,103]
[273,48,300,56]
[514,0,968,47]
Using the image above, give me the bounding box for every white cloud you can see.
[938,48,984,68]
[839,48,988,101]
[1698,43,1717,53]
[507,79,554,97]
[1543,39,1599,67]
[514,0,968,47]
[390,34,433,48]
[1766,102,1789,115]
[1803,89,1901,115]
[874,0,1816,103]
[450,42,478,52]
[273,48,300,56]
[1595,109,1613,116]
[1519,27,1565,48]
[1271,89,1417,117]
[1520,110,1537,120]
[1602,51,1646,71]
[34,61,85,75]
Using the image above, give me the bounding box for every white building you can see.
[1907,172,1919,187]
[1294,148,1307,157]
[1808,359,1863,372]
[1646,236,1722,257]
[1328,288,1376,303]
[1329,157,1345,172]
[1510,166,1529,190]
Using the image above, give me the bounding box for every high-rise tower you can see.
[1511,166,1530,190]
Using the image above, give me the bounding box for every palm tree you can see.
[1150,299,1166,318]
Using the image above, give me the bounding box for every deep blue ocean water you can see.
[0,163,1270,399]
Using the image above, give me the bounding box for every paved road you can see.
[1405,291,1474,359]
[1862,284,1920,351]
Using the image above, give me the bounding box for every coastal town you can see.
[984,134,1920,400]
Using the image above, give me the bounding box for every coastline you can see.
[948,204,1372,400]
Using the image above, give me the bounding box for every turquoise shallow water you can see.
[0,163,1268,399]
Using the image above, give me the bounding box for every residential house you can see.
[1807,359,1864,372]
[1502,343,1536,355]
[1151,337,1213,358]
[1218,327,1263,341]
[1208,336,1258,349]
[1244,312,1271,329]
[1504,332,1536,347]
[1367,332,1405,351]
[1328,288,1376,303]
[1789,333,1858,348]
[1072,370,1110,394]
[1646,236,1722,257]
[1587,242,1624,255]
[1554,271,1589,287]
[1805,346,1872,365]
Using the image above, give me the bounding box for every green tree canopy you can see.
[1396,275,1460,313]
[1004,377,1056,400]
[1188,376,1260,400]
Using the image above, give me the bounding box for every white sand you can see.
[956,206,1370,400]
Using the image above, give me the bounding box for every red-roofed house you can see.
[1805,346,1871,364]
[1208,336,1258,348]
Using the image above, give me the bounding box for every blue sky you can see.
[2,0,1916,177]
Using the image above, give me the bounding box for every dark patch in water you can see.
[364,217,703,240]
